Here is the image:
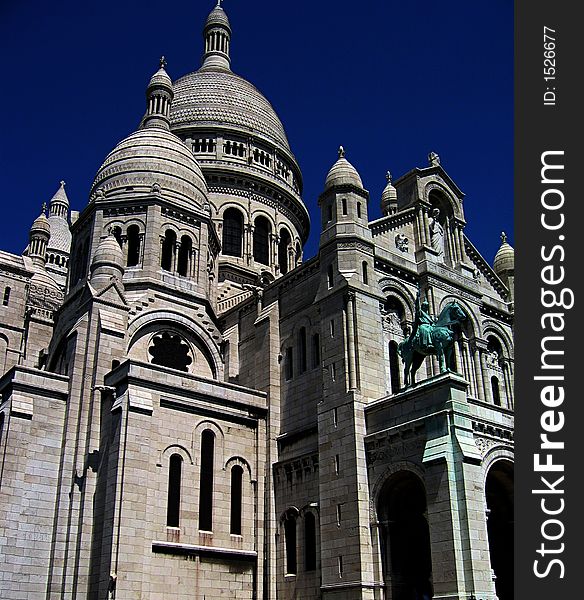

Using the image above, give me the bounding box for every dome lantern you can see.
[201,1,232,71]
[143,57,174,130]
[381,171,398,216]
[28,204,51,268]
[48,181,69,220]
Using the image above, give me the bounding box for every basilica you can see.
[0,4,514,600]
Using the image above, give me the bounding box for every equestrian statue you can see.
[398,290,467,387]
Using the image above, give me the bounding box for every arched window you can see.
[278,228,291,275]
[298,327,307,374]
[166,454,182,527]
[389,341,400,393]
[357,202,362,218]
[312,333,321,369]
[342,198,347,216]
[362,261,368,284]
[3,286,10,306]
[285,347,293,381]
[304,512,317,571]
[223,208,243,257]
[161,230,176,271]
[177,235,192,277]
[284,513,297,575]
[230,465,243,535]
[253,216,271,265]
[110,226,123,248]
[126,225,141,267]
[295,242,302,266]
[491,376,501,406]
[327,264,334,289]
[199,430,215,531]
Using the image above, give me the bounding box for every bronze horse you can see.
[398,301,467,387]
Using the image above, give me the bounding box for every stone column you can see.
[480,351,493,404]
[472,347,484,401]
[422,206,431,246]
[345,292,358,391]
[457,226,467,263]
[503,361,514,408]
[138,233,145,265]
[415,206,425,248]
[172,242,179,273]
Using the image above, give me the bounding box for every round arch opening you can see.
[486,459,514,600]
[377,471,433,600]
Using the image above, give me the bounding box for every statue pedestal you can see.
[365,373,498,600]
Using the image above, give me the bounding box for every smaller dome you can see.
[493,232,514,275]
[90,127,208,209]
[30,268,61,296]
[91,233,125,273]
[205,4,231,30]
[324,147,363,191]
[49,181,69,211]
[148,65,173,90]
[381,171,397,214]
[47,216,72,252]
[30,208,51,237]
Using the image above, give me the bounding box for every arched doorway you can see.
[486,460,514,600]
[378,471,433,600]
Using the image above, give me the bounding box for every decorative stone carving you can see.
[395,233,409,252]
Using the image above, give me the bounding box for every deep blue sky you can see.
[0,0,513,264]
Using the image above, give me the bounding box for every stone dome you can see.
[90,127,208,208]
[91,234,124,272]
[30,211,50,237]
[171,69,291,151]
[493,232,514,275]
[324,147,363,191]
[48,216,71,252]
[381,171,397,214]
[148,66,173,90]
[47,182,72,252]
[205,5,231,30]
[30,267,61,295]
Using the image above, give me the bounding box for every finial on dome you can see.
[386,171,392,184]
[217,0,223,6]
[501,231,507,243]
[60,180,66,188]
[338,146,345,159]
[160,55,167,69]
[41,202,47,215]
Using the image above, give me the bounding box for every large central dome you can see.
[171,69,291,151]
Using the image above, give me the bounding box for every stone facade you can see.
[0,4,514,600]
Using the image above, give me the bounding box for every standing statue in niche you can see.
[429,208,445,257]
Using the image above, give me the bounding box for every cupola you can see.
[493,231,515,302]
[90,232,125,288]
[143,57,174,130]
[28,204,51,268]
[201,1,232,71]
[380,171,398,216]
[324,146,364,192]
